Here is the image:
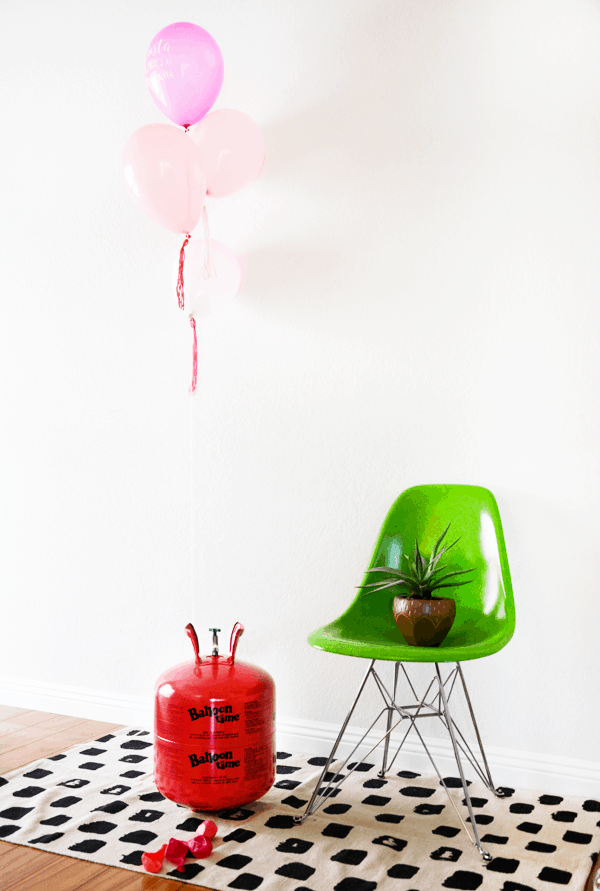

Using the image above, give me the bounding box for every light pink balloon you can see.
[145,22,224,128]
[121,125,206,234]
[172,239,242,316]
[190,110,265,198]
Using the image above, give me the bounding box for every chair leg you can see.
[293,659,375,825]
[456,663,505,798]
[378,662,399,778]
[293,658,501,864]
[435,663,492,863]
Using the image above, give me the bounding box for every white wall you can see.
[1,0,600,773]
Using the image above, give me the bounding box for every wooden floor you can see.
[0,705,212,891]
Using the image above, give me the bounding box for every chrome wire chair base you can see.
[293,660,504,863]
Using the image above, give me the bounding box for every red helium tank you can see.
[154,623,275,812]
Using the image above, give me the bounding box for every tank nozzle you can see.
[186,623,201,664]
[209,628,221,657]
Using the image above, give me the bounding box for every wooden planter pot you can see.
[392,596,456,647]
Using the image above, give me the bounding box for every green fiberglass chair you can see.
[295,484,515,863]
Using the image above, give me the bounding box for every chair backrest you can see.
[353,484,515,647]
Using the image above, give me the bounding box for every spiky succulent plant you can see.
[361,523,473,600]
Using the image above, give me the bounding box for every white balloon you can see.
[173,239,242,317]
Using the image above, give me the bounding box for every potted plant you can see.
[361,524,473,647]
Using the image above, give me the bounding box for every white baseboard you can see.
[276,715,600,799]
[0,676,154,728]
[1,676,598,799]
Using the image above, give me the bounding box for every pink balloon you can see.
[172,239,242,316]
[190,110,265,197]
[121,124,206,234]
[145,22,224,127]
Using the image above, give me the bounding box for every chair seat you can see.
[308,622,507,662]
[308,607,511,663]
[308,484,515,663]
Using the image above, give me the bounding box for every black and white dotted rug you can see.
[0,726,598,890]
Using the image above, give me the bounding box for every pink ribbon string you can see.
[189,315,198,395]
[176,232,191,310]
